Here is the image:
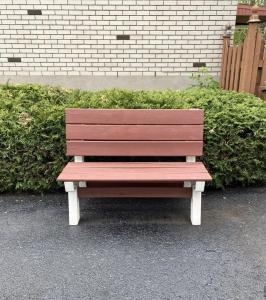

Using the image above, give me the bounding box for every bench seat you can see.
[57,162,212,183]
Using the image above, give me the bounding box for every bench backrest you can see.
[65,109,204,157]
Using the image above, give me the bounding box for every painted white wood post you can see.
[184,156,196,188]
[64,182,80,225]
[74,156,86,188]
[190,181,205,226]
[186,156,196,163]
[190,181,205,225]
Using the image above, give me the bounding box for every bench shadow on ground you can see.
[64,197,199,244]
[79,197,190,226]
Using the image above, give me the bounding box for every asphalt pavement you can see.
[0,187,265,300]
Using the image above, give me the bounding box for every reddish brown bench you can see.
[57,109,212,225]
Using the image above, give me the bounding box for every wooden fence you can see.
[220,5,266,100]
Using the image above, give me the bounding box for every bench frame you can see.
[58,109,211,226]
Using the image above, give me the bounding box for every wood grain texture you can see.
[60,109,211,201]
[220,36,230,89]
[239,23,258,92]
[65,109,204,125]
[220,19,266,100]
[259,45,266,100]
[78,184,192,198]
[229,47,237,90]
[66,141,203,156]
[59,162,205,168]
[66,124,204,141]
[225,47,233,90]
[260,46,266,85]
[255,39,265,97]
[233,45,243,91]
[57,162,212,182]
[250,30,262,94]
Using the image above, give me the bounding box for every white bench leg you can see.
[64,182,80,225]
[190,181,205,226]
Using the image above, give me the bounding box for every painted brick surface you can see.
[0,0,237,76]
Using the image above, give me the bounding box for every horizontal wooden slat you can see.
[78,183,192,198]
[57,162,212,182]
[66,109,204,125]
[84,181,184,187]
[66,141,203,156]
[60,162,206,168]
[66,124,203,141]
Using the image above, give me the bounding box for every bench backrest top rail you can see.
[65,109,204,157]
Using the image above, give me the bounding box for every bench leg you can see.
[190,181,205,226]
[64,182,80,225]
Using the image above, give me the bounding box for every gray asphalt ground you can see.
[0,187,265,300]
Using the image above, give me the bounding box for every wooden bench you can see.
[57,109,212,226]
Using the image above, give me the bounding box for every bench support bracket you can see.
[190,181,205,225]
[74,156,87,188]
[64,182,80,225]
[184,156,196,188]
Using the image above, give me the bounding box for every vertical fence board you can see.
[239,23,258,93]
[255,40,265,96]
[250,29,262,94]
[229,47,237,90]
[260,46,266,85]
[258,46,266,100]
[225,47,233,90]
[220,37,230,89]
[233,45,243,91]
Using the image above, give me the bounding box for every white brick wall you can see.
[0,0,237,77]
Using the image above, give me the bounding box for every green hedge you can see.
[0,84,265,192]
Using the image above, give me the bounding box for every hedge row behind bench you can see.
[0,84,265,192]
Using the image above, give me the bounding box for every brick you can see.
[0,0,237,76]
